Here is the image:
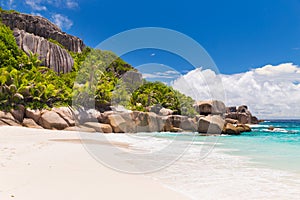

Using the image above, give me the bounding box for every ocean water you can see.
[219,120,300,173]
[85,120,300,199]
[144,120,300,199]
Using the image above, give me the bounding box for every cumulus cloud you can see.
[171,63,300,119]
[51,14,73,30]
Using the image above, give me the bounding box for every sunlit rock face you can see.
[14,29,74,73]
[0,12,85,52]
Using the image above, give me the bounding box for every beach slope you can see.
[0,126,189,200]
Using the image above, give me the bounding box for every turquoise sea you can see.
[219,120,300,174]
[149,120,300,174]
[85,120,300,199]
[141,120,300,199]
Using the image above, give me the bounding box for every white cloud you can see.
[142,70,180,79]
[25,0,47,11]
[65,0,78,9]
[24,0,78,11]
[46,0,78,9]
[171,63,300,119]
[51,14,73,30]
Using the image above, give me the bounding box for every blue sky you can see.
[1,0,300,118]
[2,0,300,74]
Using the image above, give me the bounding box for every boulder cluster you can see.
[193,100,256,135]
[0,101,258,135]
[226,105,259,124]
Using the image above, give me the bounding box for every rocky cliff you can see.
[0,12,85,52]
[14,29,74,73]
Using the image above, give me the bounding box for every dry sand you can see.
[0,126,190,200]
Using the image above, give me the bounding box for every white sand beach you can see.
[2,126,300,200]
[0,126,189,200]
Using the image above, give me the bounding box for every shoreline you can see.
[1,126,300,199]
[0,126,190,200]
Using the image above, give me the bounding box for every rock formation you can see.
[225,105,259,124]
[0,12,85,52]
[14,29,74,73]
[0,11,88,73]
[198,115,225,134]
[193,100,256,135]
[0,104,254,135]
[194,100,226,116]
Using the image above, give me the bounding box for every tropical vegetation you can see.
[0,13,197,116]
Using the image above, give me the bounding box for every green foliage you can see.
[47,38,66,50]
[0,21,38,70]
[130,82,197,116]
[0,65,73,110]
[0,22,21,68]
[0,21,72,110]
[0,7,20,14]
[0,14,196,116]
[72,48,134,110]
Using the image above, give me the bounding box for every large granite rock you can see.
[10,105,25,123]
[0,111,16,121]
[14,29,74,73]
[225,105,259,124]
[0,118,21,126]
[223,123,240,135]
[194,100,226,116]
[83,122,113,133]
[108,112,136,133]
[25,108,41,123]
[39,111,69,130]
[197,115,225,134]
[74,109,102,124]
[52,107,75,126]
[135,112,160,132]
[22,118,43,129]
[0,12,85,52]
